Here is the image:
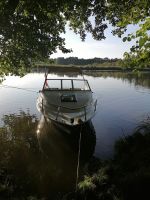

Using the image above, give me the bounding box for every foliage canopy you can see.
[111,0,150,69]
[0,0,150,74]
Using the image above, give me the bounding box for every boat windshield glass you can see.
[62,80,72,89]
[44,79,61,90]
[43,79,90,91]
[73,80,89,90]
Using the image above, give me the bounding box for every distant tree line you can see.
[53,57,121,66]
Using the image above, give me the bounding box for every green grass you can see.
[76,119,150,200]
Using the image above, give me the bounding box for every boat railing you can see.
[43,99,97,122]
[45,99,97,111]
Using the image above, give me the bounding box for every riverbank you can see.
[74,119,150,200]
[35,64,150,72]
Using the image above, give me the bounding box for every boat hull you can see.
[37,90,97,126]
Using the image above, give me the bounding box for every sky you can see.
[51,24,137,59]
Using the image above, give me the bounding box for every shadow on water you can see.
[0,111,96,199]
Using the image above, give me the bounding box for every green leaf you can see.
[127,37,132,42]
[123,37,127,42]
[139,37,147,47]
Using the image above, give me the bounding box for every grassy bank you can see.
[35,63,150,72]
[36,63,122,69]
[74,119,150,200]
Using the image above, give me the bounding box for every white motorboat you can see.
[37,68,97,126]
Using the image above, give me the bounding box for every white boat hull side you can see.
[37,90,97,126]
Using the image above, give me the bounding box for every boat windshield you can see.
[43,79,91,91]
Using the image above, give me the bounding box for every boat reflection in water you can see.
[0,111,96,198]
[36,115,96,196]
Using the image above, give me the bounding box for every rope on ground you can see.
[0,84,38,93]
[75,122,83,192]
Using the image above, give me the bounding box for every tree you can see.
[107,0,150,68]
[0,0,108,75]
[0,0,149,75]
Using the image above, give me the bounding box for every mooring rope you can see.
[0,84,38,93]
[75,123,83,192]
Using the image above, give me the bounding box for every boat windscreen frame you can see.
[42,78,91,91]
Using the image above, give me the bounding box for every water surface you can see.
[0,70,150,197]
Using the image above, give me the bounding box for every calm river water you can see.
[0,70,150,197]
